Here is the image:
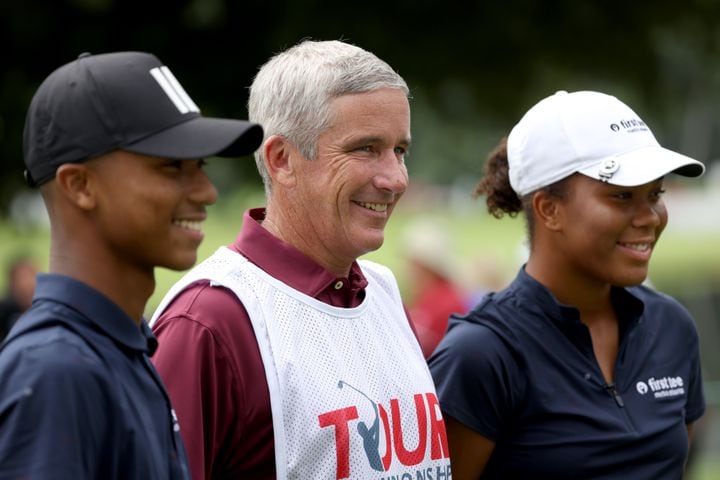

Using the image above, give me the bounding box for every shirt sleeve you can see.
[684,315,706,424]
[0,341,114,478]
[428,314,524,442]
[151,282,274,480]
[403,303,421,341]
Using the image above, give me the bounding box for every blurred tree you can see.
[2,0,719,215]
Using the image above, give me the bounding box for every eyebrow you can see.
[345,135,412,149]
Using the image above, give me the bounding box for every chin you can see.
[162,255,198,272]
[613,271,650,288]
[359,236,385,255]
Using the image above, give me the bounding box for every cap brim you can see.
[123,117,263,159]
[578,145,705,186]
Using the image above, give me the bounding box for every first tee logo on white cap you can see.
[609,118,648,133]
[149,66,200,114]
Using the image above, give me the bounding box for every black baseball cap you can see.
[23,51,264,187]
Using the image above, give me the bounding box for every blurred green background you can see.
[2,1,720,477]
[3,181,719,478]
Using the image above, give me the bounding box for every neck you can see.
[263,203,352,277]
[49,238,154,325]
[525,255,613,319]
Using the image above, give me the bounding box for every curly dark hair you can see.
[472,137,522,218]
[473,137,571,243]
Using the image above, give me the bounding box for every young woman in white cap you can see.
[428,90,706,479]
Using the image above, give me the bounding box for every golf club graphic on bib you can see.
[337,380,384,472]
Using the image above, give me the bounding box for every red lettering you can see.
[318,406,359,479]
[379,404,392,470]
[425,393,449,459]
[391,394,428,466]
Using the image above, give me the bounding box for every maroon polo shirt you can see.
[152,208,412,480]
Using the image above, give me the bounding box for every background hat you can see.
[23,51,264,187]
[402,218,458,280]
[507,90,705,196]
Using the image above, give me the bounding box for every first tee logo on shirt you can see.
[636,375,685,399]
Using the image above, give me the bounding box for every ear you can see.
[263,135,297,188]
[532,190,564,231]
[54,163,97,210]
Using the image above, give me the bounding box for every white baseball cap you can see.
[507,90,705,196]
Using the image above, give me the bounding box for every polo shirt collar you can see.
[32,274,156,354]
[510,266,645,327]
[232,208,368,299]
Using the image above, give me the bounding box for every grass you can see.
[1,194,719,479]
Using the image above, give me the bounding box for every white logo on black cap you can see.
[150,66,200,114]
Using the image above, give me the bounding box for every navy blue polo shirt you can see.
[429,267,706,480]
[0,274,189,479]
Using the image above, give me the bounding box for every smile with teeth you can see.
[173,219,203,232]
[618,242,651,252]
[355,201,388,212]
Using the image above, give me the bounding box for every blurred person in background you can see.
[403,218,468,358]
[461,255,507,312]
[429,90,706,479]
[0,255,38,340]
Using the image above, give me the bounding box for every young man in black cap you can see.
[0,51,262,479]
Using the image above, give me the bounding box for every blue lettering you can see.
[436,464,452,480]
[402,474,413,480]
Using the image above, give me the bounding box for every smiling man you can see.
[0,51,262,479]
[150,40,451,480]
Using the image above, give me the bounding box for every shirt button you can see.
[334,281,344,290]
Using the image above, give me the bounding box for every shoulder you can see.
[630,284,689,310]
[2,324,109,381]
[429,305,525,440]
[432,287,523,370]
[358,259,404,302]
[459,290,524,341]
[429,292,526,390]
[358,259,396,281]
[3,315,92,358]
[0,327,116,474]
[629,285,697,330]
[154,280,249,333]
[152,280,261,385]
[0,326,115,417]
[358,259,401,290]
[430,307,520,378]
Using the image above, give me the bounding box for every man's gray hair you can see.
[248,39,409,196]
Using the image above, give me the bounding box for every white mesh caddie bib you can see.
[151,247,452,480]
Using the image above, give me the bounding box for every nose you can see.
[632,199,666,229]
[374,150,408,194]
[189,167,218,206]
